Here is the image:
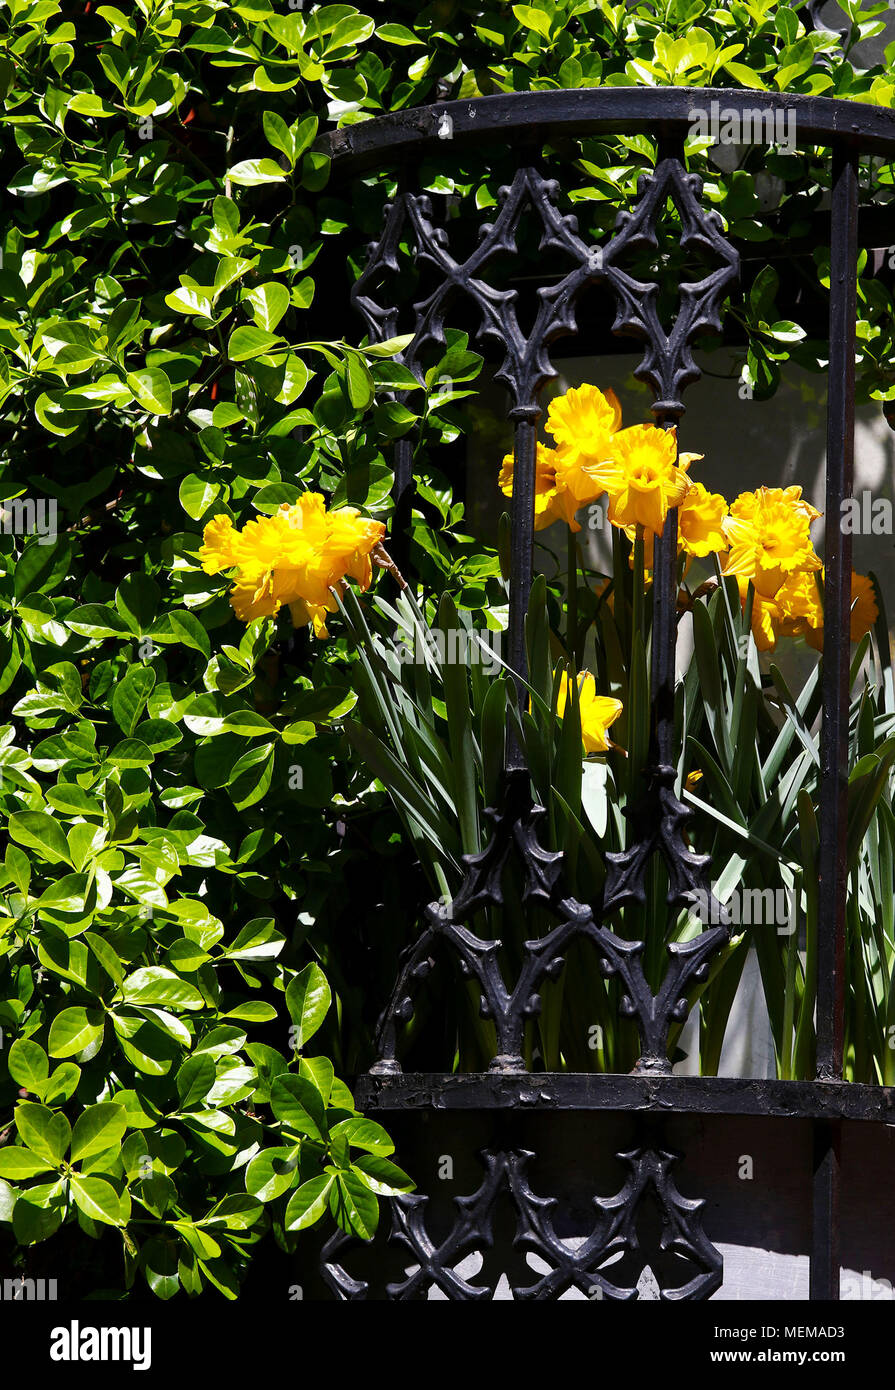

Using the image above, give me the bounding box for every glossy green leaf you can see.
[48,1007,105,1059]
[270,1073,328,1142]
[15,1103,70,1166]
[122,967,205,1012]
[284,1174,333,1230]
[70,1103,128,1163]
[284,962,331,1049]
[8,1038,50,1094]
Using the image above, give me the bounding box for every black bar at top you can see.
[320,89,895,172]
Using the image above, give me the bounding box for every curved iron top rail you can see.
[319,87,895,170]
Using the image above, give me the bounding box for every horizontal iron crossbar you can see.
[354,1073,895,1124]
[320,88,895,170]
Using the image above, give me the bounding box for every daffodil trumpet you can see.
[555,668,624,756]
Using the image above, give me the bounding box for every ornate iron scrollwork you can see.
[352,157,738,420]
[363,152,740,1076]
[322,1147,722,1302]
[600,157,739,420]
[370,768,731,1077]
[354,166,605,408]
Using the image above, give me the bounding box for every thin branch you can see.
[66,494,125,533]
[373,544,408,592]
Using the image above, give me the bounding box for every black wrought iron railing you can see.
[317,88,895,1300]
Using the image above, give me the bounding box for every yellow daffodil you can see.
[555,669,623,754]
[499,443,580,531]
[200,495,385,637]
[730,572,785,652]
[773,570,823,643]
[849,572,879,643]
[545,383,622,471]
[496,384,714,548]
[199,514,243,572]
[804,571,878,651]
[722,486,821,602]
[626,477,729,567]
[728,484,821,527]
[603,423,690,537]
[736,562,875,655]
[677,480,729,557]
[544,384,623,508]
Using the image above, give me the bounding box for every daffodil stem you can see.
[566,526,578,669]
[683,576,720,608]
[632,525,645,674]
[612,526,629,658]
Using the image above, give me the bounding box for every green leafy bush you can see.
[0,0,428,1301]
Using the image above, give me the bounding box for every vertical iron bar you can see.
[390,169,416,579]
[649,134,687,776]
[812,1121,841,1301]
[390,435,414,574]
[506,405,539,768]
[811,143,858,1301]
[816,147,858,1077]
